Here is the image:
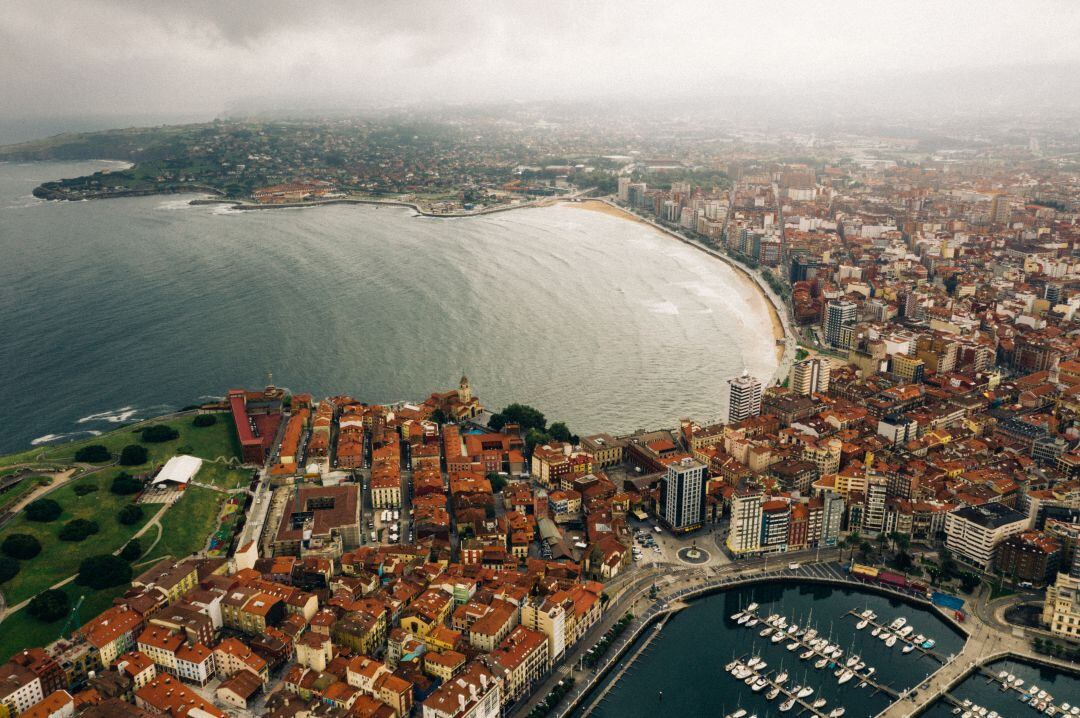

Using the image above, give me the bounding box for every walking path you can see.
[0,502,170,622]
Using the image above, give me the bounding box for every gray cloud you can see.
[2,0,1080,123]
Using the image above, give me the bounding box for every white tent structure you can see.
[151,454,203,486]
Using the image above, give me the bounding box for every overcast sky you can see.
[3,0,1080,122]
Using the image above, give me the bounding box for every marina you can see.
[575,581,965,718]
[920,657,1080,718]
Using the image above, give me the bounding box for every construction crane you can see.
[60,594,85,639]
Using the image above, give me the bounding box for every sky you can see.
[3,0,1080,125]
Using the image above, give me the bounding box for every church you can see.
[424,375,484,421]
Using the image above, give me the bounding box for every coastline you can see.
[188,192,572,218]
[572,198,794,383]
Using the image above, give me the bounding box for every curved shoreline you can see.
[572,198,794,384]
[188,193,572,218]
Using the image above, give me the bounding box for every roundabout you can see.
[676,542,711,565]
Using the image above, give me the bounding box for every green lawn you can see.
[0,582,128,663]
[0,413,241,471]
[194,463,252,491]
[142,486,225,563]
[0,469,152,605]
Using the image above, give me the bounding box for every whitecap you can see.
[156,199,196,211]
[31,429,102,446]
[77,406,138,424]
[646,301,680,316]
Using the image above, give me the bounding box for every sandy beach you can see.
[571,199,789,366]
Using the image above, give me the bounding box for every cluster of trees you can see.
[76,554,132,590]
[140,424,179,443]
[192,414,217,427]
[487,403,577,452]
[25,499,62,522]
[73,483,98,496]
[526,676,576,718]
[119,444,148,466]
[110,472,144,495]
[1033,637,1080,662]
[118,504,144,525]
[74,445,111,463]
[58,519,99,542]
[28,589,70,622]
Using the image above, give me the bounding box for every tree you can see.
[59,519,100,542]
[486,472,508,493]
[525,428,553,453]
[140,424,179,443]
[119,444,148,466]
[858,541,874,561]
[25,499,62,522]
[192,414,217,427]
[0,556,19,584]
[76,554,132,590]
[430,408,450,426]
[548,422,575,443]
[497,404,547,432]
[73,483,98,496]
[27,589,70,623]
[110,472,143,495]
[118,504,144,525]
[2,533,42,560]
[119,539,142,561]
[74,444,111,463]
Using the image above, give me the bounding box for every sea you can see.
[0,161,777,454]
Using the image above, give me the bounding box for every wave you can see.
[31,429,102,446]
[76,406,138,424]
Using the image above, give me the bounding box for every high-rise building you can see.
[789,358,830,396]
[824,299,857,348]
[727,487,763,556]
[728,371,762,423]
[659,457,706,532]
[990,194,1010,225]
[617,177,631,203]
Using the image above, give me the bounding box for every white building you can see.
[0,664,43,716]
[944,504,1029,570]
[727,488,764,555]
[789,358,830,396]
[728,371,762,423]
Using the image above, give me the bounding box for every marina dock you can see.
[842,609,947,664]
[735,609,902,702]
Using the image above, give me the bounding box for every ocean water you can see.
[0,161,777,454]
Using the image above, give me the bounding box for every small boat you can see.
[747,657,763,669]
[829,709,846,717]
[787,624,798,634]
[760,627,774,637]
[727,710,747,718]
[746,602,759,612]
[913,634,926,644]
[771,633,786,643]
[751,678,768,692]
[744,675,755,685]
[855,662,865,671]
[903,643,916,654]
[886,635,897,648]
[846,655,861,668]
[731,612,745,621]
[800,649,815,660]
[797,686,813,698]
[765,687,780,700]
[813,698,827,708]
[738,615,751,625]
[922,638,935,649]
[838,670,854,684]
[890,617,907,630]
[779,698,795,712]
[815,658,829,669]
[725,660,738,672]
[787,642,800,651]
[871,626,882,637]
[865,667,875,676]
[856,618,869,629]
[746,618,759,627]
[898,625,914,637]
